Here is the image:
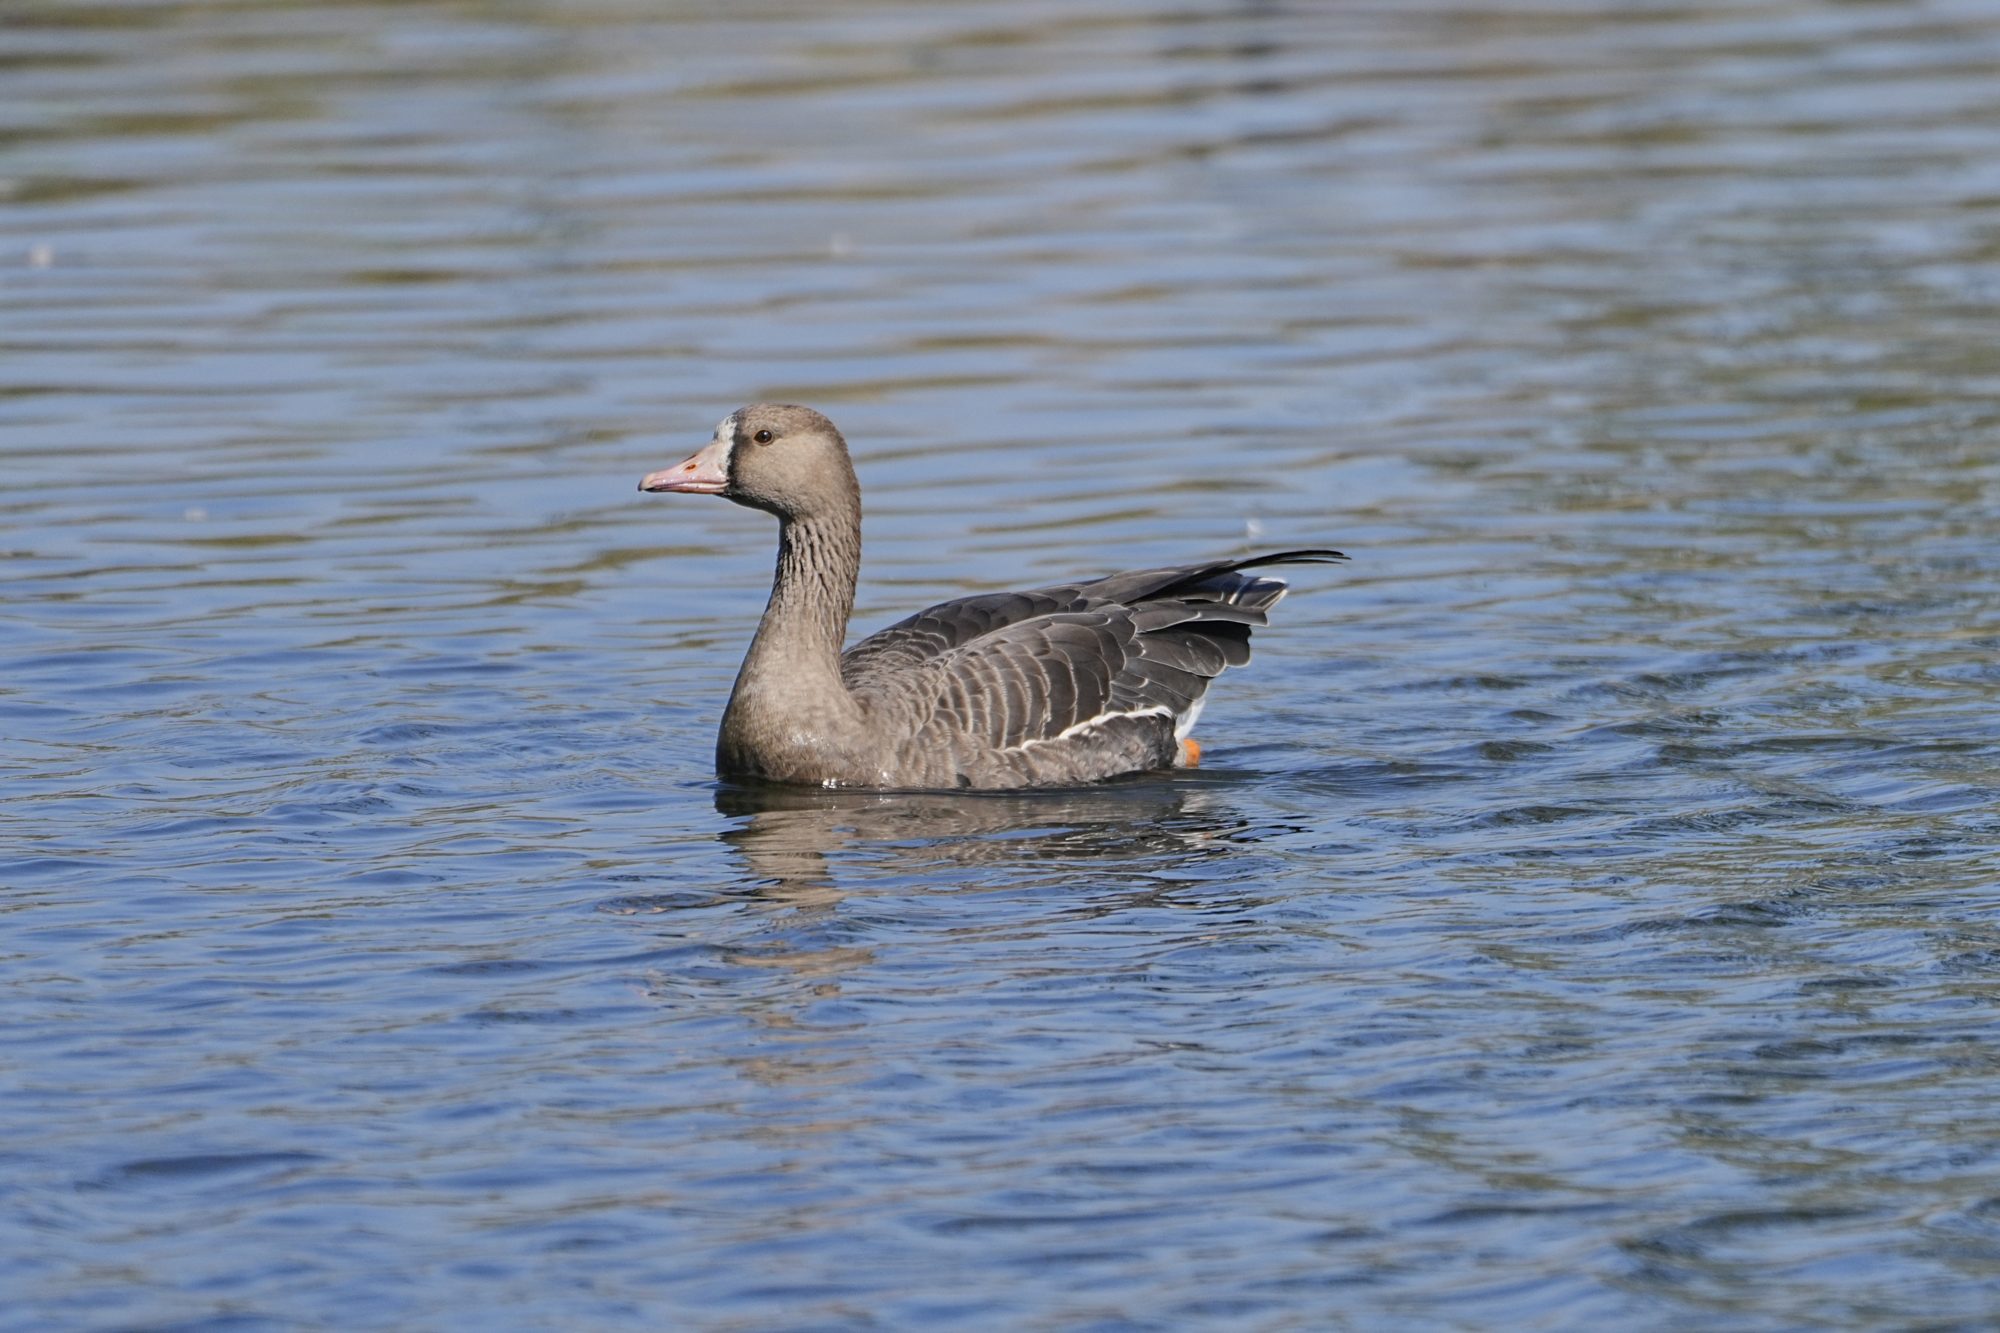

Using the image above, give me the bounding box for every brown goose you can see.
[640,404,1344,790]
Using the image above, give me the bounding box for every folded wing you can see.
[842,549,1345,757]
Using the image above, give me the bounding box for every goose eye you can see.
[753,429,774,444]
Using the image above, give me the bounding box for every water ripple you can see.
[7,0,2000,1328]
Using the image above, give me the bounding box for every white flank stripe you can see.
[1005,705,1172,752]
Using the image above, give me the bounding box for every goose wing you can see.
[841,549,1344,688]
[842,549,1345,750]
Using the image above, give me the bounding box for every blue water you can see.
[7,1,2000,1327]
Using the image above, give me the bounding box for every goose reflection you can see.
[713,774,1252,899]
[631,777,1268,1098]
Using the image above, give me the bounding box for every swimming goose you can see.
[640,404,1343,789]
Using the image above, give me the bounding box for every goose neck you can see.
[749,510,860,677]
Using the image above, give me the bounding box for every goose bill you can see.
[640,438,732,494]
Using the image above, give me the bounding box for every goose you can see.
[640,404,1343,789]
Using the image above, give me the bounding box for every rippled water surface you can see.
[8,1,2000,1327]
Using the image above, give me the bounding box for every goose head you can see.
[640,403,858,521]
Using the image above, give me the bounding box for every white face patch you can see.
[714,413,739,443]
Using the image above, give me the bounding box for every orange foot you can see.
[1180,736,1202,767]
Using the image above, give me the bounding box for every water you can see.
[7,0,2000,1326]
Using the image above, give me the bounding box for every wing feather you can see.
[840,548,1346,773]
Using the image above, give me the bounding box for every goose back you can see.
[841,550,1346,788]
